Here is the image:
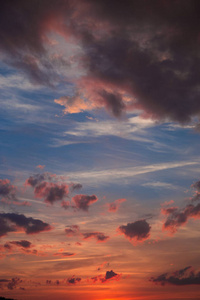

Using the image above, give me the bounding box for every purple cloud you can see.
[118,220,151,243]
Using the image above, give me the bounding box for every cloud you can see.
[150,266,200,286]
[91,270,122,284]
[72,194,98,211]
[107,198,126,212]
[82,232,109,243]
[162,203,200,234]
[53,252,75,257]
[65,225,80,237]
[0,213,52,236]
[1,1,200,122]
[36,165,45,170]
[65,160,197,185]
[118,220,151,243]
[67,276,81,285]
[70,183,83,192]
[9,240,32,249]
[34,182,69,204]
[0,179,16,200]
[25,173,70,204]
[7,277,22,290]
[25,173,50,187]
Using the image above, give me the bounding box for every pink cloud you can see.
[72,194,98,211]
[107,198,126,212]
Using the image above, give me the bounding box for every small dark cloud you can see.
[34,182,69,204]
[163,203,200,233]
[7,277,22,290]
[9,240,32,248]
[72,194,98,211]
[0,213,52,236]
[91,270,121,283]
[65,225,80,237]
[118,219,151,242]
[67,276,81,285]
[70,183,82,192]
[191,180,200,192]
[0,179,16,200]
[82,232,109,243]
[25,173,48,187]
[54,252,75,257]
[150,266,200,285]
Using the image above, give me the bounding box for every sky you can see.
[0,1,200,299]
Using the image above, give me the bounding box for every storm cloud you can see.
[1,1,200,122]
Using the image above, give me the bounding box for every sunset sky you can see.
[1,1,200,299]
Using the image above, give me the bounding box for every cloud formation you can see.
[67,276,81,285]
[0,179,16,200]
[162,203,200,233]
[53,252,75,257]
[72,194,98,211]
[82,232,109,243]
[91,270,121,284]
[118,220,151,243]
[150,266,200,286]
[0,213,52,236]
[107,198,126,212]
[8,240,32,249]
[65,225,80,237]
[26,173,69,204]
[1,1,200,122]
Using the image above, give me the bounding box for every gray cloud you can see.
[118,219,151,242]
[150,266,200,286]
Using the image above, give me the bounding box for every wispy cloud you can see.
[65,161,198,184]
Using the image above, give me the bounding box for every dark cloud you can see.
[0,213,52,236]
[150,266,200,286]
[163,203,200,233]
[25,173,48,187]
[118,219,151,242]
[7,278,22,290]
[54,252,75,257]
[67,276,81,285]
[34,182,69,204]
[26,173,70,204]
[191,180,200,192]
[70,183,83,192]
[65,225,80,237]
[82,232,109,243]
[0,0,73,85]
[2,1,200,122]
[0,179,16,200]
[0,217,16,238]
[9,240,32,248]
[77,0,200,122]
[91,270,121,283]
[72,194,98,211]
